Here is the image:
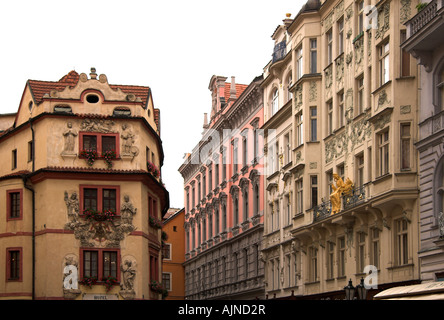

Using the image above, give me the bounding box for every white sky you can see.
[0,0,304,209]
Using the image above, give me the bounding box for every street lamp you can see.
[355,277,368,300]
[344,278,367,300]
[344,279,355,300]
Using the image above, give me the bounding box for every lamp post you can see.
[344,278,367,300]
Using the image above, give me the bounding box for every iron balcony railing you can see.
[272,41,287,64]
[313,185,366,223]
[409,0,439,36]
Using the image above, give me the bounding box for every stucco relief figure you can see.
[81,118,115,133]
[121,124,139,158]
[120,260,136,292]
[330,174,354,215]
[63,256,79,290]
[64,191,79,220]
[121,195,137,225]
[62,122,78,154]
[439,212,444,238]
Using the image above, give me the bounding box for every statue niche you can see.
[330,174,354,215]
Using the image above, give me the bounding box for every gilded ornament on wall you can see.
[330,174,354,215]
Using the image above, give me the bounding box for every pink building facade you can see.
[179,75,265,299]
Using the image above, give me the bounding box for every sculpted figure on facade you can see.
[120,259,136,291]
[62,122,78,154]
[64,191,79,220]
[80,118,115,133]
[121,124,139,157]
[63,256,79,290]
[121,195,137,232]
[330,174,354,214]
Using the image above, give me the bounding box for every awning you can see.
[374,281,444,300]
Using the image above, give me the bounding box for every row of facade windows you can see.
[186,244,261,293]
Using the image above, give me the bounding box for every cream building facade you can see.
[0,69,169,300]
[262,0,422,299]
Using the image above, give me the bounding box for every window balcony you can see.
[313,185,366,223]
[272,41,287,64]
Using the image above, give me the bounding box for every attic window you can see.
[54,105,72,113]
[86,94,99,103]
[113,107,131,117]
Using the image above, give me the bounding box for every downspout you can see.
[23,116,36,300]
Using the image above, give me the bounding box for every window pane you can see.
[103,189,116,212]
[84,188,98,211]
[9,251,20,279]
[103,251,117,278]
[84,251,98,278]
[83,135,97,151]
[102,136,116,153]
[10,192,20,218]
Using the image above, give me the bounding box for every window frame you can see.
[80,248,120,282]
[79,185,120,215]
[79,132,120,158]
[7,189,23,221]
[6,247,23,282]
[379,41,390,86]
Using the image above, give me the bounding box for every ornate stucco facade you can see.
[402,0,444,283]
[0,69,169,300]
[180,75,266,300]
[262,0,422,299]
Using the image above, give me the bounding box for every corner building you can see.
[262,0,421,299]
[180,75,265,300]
[0,69,169,300]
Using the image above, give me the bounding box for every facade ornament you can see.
[400,0,412,24]
[64,191,79,220]
[121,124,139,158]
[439,212,444,238]
[329,174,354,214]
[375,2,390,40]
[120,258,136,300]
[336,56,344,87]
[121,195,137,231]
[62,122,78,155]
[309,81,317,102]
[80,118,115,133]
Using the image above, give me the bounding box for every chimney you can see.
[230,76,236,99]
[203,113,209,129]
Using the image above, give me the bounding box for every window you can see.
[400,30,410,77]
[186,189,190,213]
[150,252,159,281]
[357,76,364,114]
[28,141,33,162]
[12,149,17,170]
[327,242,335,279]
[253,183,260,216]
[296,45,303,80]
[162,273,171,291]
[396,219,409,266]
[378,130,390,176]
[358,0,364,34]
[311,175,318,207]
[437,67,444,109]
[202,172,206,199]
[215,207,220,235]
[357,232,366,273]
[310,38,317,73]
[371,228,380,269]
[242,134,248,168]
[222,150,227,181]
[232,139,239,174]
[215,162,219,187]
[192,184,195,208]
[338,91,345,128]
[327,100,333,135]
[296,179,304,215]
[81,249,119,280]
[327,170,334,195]
[338,237,346,277]
[7,248,22,281]
[287,73,293,102]
[7,190,22,220]
[379,41,390,86]
[356,153,365,187]
[310,107,317,141]
[271,88,279,116]
[309,246,318,282]
[243,189,249,221]
[284,133,291,164]
[163,243,171,260]
[80,132,119,156]
[296,112,304,147]
[285,194,291,226]
[234,197,239,226]
[80,185,119,214]
[338,18,344,55]
[222,203,227,231]
[327,29,333,65]
[209,211,213,238]
[198,179,201,202]
[400,123,411,170]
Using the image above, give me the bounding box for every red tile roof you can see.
[224,82,248,100]
[27,71,151,108]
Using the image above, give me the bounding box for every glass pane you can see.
[83,136,97,151]
[84,188,98,211]
[102,136,116,153]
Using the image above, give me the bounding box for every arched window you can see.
[287,73,293,102]
[271,88,279,116]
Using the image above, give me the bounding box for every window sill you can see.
[372,80,392,95]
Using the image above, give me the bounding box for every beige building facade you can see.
[0,69,169,300]
[262,0,422,299]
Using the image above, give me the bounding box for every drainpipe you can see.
[22,116,36,299]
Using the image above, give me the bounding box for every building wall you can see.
[0,69,168,300]
[180,75,265,300]
[262,0,421,299]
[162,208,185,300]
